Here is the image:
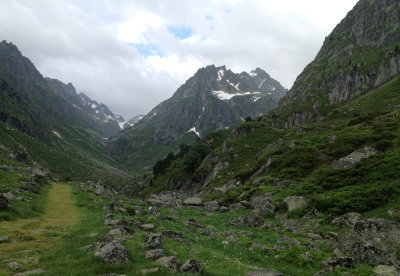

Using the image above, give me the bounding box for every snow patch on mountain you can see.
[188,126,200,137]
[211,90,260,101]
[217,69,224,81]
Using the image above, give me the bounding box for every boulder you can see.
[141,268,162,274]
[143,234,163,250]
[183,197,203,207]
[184,218,204,228]
[103,202,116,213]
[156,256,181,271]
[246,270,284,276]
[373,265,399,276]
[284,196,308,211]
[94,240,131,264]
[134,206,147,215]
[141,224,155,232]
[162,230,184,241]
[250,196,275,215]
[331,212,363,227]
[0,194,9,210]
[3,192,16,200]
[204,201,219,211]
[334,218,400,265]
[212,179,241,193]
[321,256,354,269]
[108,226,133,237]
[179,259,203,274]
[229,216,264,228]
[332,146,377,169]
[145,249,165,260]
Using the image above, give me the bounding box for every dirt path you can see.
[0,183,79,275]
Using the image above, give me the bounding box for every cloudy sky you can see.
[0,0,359,119]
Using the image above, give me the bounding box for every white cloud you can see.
[0,0,359,119]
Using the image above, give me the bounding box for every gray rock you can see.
[8,262,19,270]
[229,215,264,228]
[103,202,116,213]
[305,233,323,241]
[272,178,293,188]
[332,146,377,169]
[256,139,283,159]
[302,209,320,221]
[277,236,302,247]
[141,224,155,232]
[204,200,219,211]
[14,269,44,275]
[334,218,400,265]
[246,269,284,276]
[162,230,184,241]
[156,256,181,271]
[179,259,203,274]
[134,206,147,215]
[321,256,354,269]
[108,226,133,237]
[94,240,131,264]
[331,212,362,227]
[300,252,315,260]
[284,196,308,211]
[3,192,16,200]
[219,206,229,213]
[183,197,203,207]
[373,265,400,276]
[141,268,162,274]
[0,194,9,210]
[0,236,9,243]
[143,234,163,250]
[145,249,165,260]
[184,218,204,228]
[212,179,241,193]
[250,196,275,215]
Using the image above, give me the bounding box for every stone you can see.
[321,256,354,269]
[0,236,9,243]
[284,196,308,211]
[14,268,45,275]
[272,179,293,188]
[332,146,377,169]
[141,268,162,274]
[8,262,19,270]
[103,202,116,212]
[179,259,203,274]
[94,240,131,264]
[229,216,264,228]
[219,206,229,213]
[141,224,155,232]
[305,233,323,241]
[156,256,181,271]
[162,230,184,241]
[302,209,320,221]
[373,265,399,276]
[108,226,133,237]
[134,206,147,215]
[212,179,241,193]
[0,194,9,210]
[204,200,219,211]
[3,192,16,200]
[334,218,400,265]
[331,212,362,227]
[277,236,302,247]
[250,196,275,215]
[256,139,283,159]
[246,269,284,276]
[300,252,315,260]
[145,249,165,260]
[143,234,163,250]
[184,218,204,228]
[183,197,203,207]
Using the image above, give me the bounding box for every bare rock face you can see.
[284,196,308,211]
[94,240,131,264]
[333,218,400,265]
[332,146,377,169]
[179,259,203,274]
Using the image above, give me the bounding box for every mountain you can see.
[123,114,144,129]
[109,65,287,173]
[0,40,131,184]
[45,78,125,137]
[276,0,400,127]
[145,1,400,272]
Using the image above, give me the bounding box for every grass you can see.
[0,183,79,275]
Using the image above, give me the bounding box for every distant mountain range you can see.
[109,64,287,172]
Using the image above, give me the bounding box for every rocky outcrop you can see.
[94,240,131,264]
[156,256,182,271]
[143,234,163,250]
[333,218,400,265]
[256,139,283,159]
[284,196,308,211]
[332,146,377,169]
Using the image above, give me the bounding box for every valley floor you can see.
[0,183,79,275]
